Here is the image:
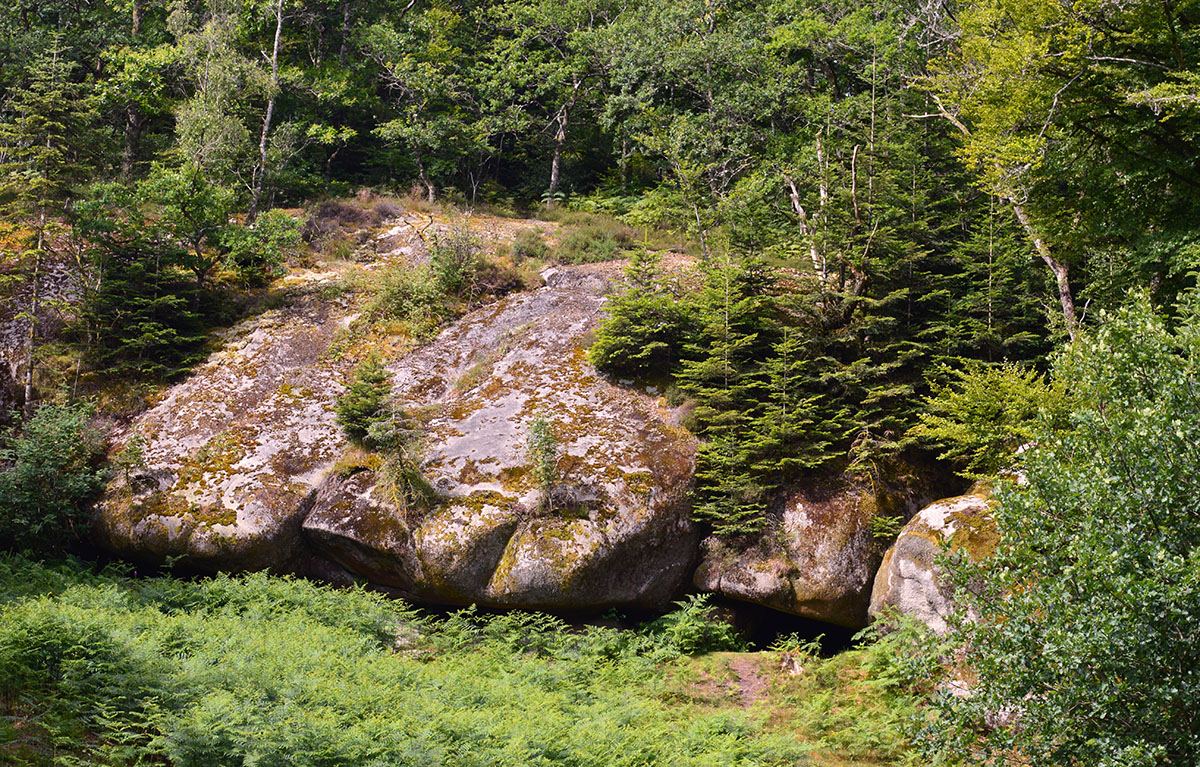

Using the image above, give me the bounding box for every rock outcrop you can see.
[94,249,699,611]
[694,467,951,628]
[93,291,355,571]
[868,486,998,633]
[303,265,699,610]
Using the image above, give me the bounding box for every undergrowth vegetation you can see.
[0,558,927,767]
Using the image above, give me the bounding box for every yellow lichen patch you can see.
[498,465,534,494]
[180,427,257,478]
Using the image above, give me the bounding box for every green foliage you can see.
[335,355,393,445]
[589,249,693,378]
[111,431,146,482]
[137,164,237,289]
[869,513,905,540]
[676,255,778,535]
[554,214,636,263]
[0,38,97,216]
[921,291,1200,766]
[71,182,208,379]
[525,414,560,508]
[0,404,106,553]
[428,222,483,297]
[363,261,450,339]
[0,558,818,767]
[222,209,302,286]
[511,228,548,261]
[644,594,745,654]
[909,361,1068,478]
[927,0,1200,314]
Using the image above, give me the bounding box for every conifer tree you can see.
[749,327,840,486]
[0,38,97,416]
[589,249,691,378]
[336,355,393,445]
[72,183,205,379]
[677,254,777,534]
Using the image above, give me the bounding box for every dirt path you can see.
[727,655,769,708]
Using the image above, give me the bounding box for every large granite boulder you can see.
[868,486,999,633]
[694,467,951,628]
[93,291,355,571]
[303,265,700,610]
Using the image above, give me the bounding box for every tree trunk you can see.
[249,0,284,224]
[416,153,435,202]
[22,220,43,420]
[339,0,351,62]
[121,107,143,178]
[547,127,564,208]
[546,81,581,209]
[121,0,144,179]
[783,173,826,281]
[1010,200,1078,339]
[619,137,629,194]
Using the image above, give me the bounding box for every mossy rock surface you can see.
[93,292,355,571]
[867,484,999,633]
[694,465,952,629]
[304,263,700,611]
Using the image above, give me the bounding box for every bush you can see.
[645,594,745,655]
[363,261,448,338]
[335,355,392,445]
[511,228,548,261]
[428,222,482,297]
[0,403,106,553]
[525,414,560,509]
[555,213,636,264]
[909,361,1069,477]
[921,291,1200,767]
[223,209,302,286]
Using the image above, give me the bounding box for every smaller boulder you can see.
[868,486,999,633]
[695,466,946,629]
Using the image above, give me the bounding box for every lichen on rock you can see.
[867,484,999,633]
[304,262,700,611]
[693,465,954,629]
[93,292,355,571]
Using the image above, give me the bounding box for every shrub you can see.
[428,222,482,297]
[364,261,448,338]
[525,414,560,509]
[645,594,745,654]
[555,213,636,263]
[921,291,1200,767]
[335,355,392,445]
[223,209,302,286]
[909,360,1069,478]
[511,228,548,261]
[0,403,106,553]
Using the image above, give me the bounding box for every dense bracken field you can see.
[0,557,928,767]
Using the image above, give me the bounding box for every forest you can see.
[2,0,1200,763]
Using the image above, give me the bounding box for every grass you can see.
[0,557,929,767]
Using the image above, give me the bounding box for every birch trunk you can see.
[248,0,284,223]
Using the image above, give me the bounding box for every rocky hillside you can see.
[92,208,973,628]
